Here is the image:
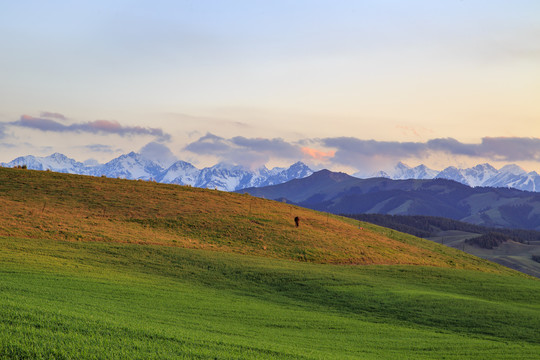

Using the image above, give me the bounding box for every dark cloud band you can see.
[184,133,304,167]
[186,134,540,168]
[11,115,170,141]
[323,136,540,164]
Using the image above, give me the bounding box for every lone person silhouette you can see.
[294,216,300,227]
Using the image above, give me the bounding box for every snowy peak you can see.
[263,161,313,186]
[395,161,411,171]
[413,165,439,179]
[2,153,88,174]
[96,152,165,180]
[459,163,498,187]
[360,170,390,179]
[193,161,313,191]
[286,161,313,176]
[389,162,437,180]
[499,171,540,192]
[383,162,540,192]
[436,166,469,185]
[159,161,199,185]
[196,163,250,191]
[499,164,527,176]
[1,152,313,192]
[3,152,540,193]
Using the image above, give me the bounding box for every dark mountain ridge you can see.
[240,170,540,231]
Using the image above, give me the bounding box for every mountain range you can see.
[2,152,540,193]
[240,169,540,231]
[366,162,540,192]
[1,152,313,192]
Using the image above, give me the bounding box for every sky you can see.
[1,0,539,175]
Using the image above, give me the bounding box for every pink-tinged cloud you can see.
[301,147,335,160]
[11,115,170,141]
[18,114,66,131]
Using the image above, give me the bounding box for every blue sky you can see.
[1,1,539,174]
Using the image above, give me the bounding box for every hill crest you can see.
[0,167,511,273]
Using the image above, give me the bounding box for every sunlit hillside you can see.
[0,167,506,272]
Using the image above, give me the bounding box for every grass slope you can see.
[0,168,508,270]
[2,236,540,359]
[2,168,540,358]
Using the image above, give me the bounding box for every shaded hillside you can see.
[344,214,540,244]
[465,232,509,249]
[345,213,540,278]
[0,167,505,272]
[240,170,540,230]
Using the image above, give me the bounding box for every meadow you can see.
[1,168,540,359]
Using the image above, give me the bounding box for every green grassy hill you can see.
[1,167,540,359]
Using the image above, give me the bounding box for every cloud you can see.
[184,133,232,154]
[83,144,117,153]
[185,134,540,170]
[301,147,335,161]
[40,111,67,121]
[230,136,302,158]
[139,142,177,168]
[11,115,170,141]
[473,137,540,161]
[425,137,476,155]
[15,115,67,131]
[424,137,540,161]
[185,133,305,168]
[321,137,427,165]
[0,123,6,139]
[321,136,540,166]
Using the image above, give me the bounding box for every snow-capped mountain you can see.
[3,153,90,175]
[495,171,540,192]
[1,153,313,192]
[158,161,200,185]
[195,163,253,190]
[434,166,468,184]
[354,161,540,192]
[435,163,498,187]
[361,162,438,180]
[173,161,313,191]
[93,152,165,180]
[3,152,540,192]
[370,170,390,178]
[482,164,527,188]
[390,162,438,180]
[263,161,313,186]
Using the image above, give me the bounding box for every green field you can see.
[3,236,540,359]
[1,168,540,358]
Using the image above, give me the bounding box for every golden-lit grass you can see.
[0,167,509,272]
